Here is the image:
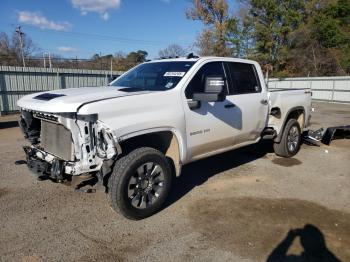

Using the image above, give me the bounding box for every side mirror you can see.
[193,76,226,102]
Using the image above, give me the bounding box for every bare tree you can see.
[195,29,216,56]
[11,31,39,63]
[158,44,187,58]
[0,32,17,65]
[0,31,39,66]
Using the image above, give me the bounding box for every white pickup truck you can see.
[17,56,311,219]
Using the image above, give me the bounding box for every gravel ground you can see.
[0,101,349,262]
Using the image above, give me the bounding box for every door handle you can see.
[260,99,268,105]
[224,103,236,109]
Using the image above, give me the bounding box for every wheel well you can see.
[287,109,305,129]
[274,107,305,143]
[120,131,181,176]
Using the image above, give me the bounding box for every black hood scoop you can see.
[34,93,66,101]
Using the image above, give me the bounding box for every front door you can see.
[183,61,269,160]
[183,61,243,159]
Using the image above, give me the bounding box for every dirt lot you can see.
[0,102,349,262]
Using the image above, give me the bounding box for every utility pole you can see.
[15,26,26,67]
[110,58,113,78]
[48,52,52,68]
[43,53,46,68]
[43,52,52,68]
[99,52,102,70]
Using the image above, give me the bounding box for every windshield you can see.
[110,61,195,91]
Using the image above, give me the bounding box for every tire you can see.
[273,119,301,158]
[108,147,172,220]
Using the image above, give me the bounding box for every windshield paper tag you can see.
[164,72,186,77]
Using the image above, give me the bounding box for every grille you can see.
[40,120,73,161]
[34,112,58,122]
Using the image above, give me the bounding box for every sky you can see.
[0,0,239,59]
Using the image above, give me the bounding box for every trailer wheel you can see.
[273,119,301,158]
[108,147,172,220]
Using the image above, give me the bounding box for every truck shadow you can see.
[164,140,274,209]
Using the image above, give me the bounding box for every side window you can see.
[185,62,226,99]
[226,62,261,94]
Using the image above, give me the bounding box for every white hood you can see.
[17,86,149,113]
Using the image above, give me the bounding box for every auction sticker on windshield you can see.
[164,72,186,77]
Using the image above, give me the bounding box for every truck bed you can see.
[268,88,312,134]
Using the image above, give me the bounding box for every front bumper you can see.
[23,144,106,179]
[19,110,120,179]
[24,146,65,180]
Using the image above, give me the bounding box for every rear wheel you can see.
[108,147,172,220]
[273,119,301,157]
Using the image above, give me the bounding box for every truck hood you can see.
[17,86,150,113]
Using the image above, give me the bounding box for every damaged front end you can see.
[19,109,121,182]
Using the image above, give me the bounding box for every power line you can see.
[20,24,192,47]
[3,23,195,60]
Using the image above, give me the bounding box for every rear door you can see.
[224,62,269,144]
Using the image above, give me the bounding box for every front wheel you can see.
[273,119,301,158]
[108,147,172,220]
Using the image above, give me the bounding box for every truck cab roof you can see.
[148,56,260,68]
